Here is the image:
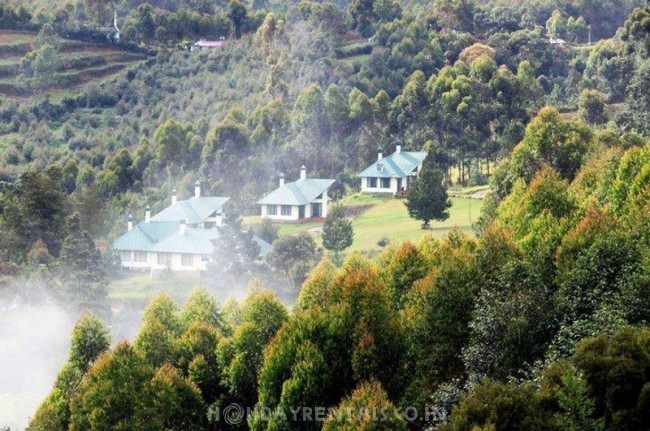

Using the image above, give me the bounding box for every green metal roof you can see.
[356,151,427,178]
[115,223,271,257]
[113,221,179,251]
[149,228,220,254]
[151,197,229,224]
[256,178,335,206]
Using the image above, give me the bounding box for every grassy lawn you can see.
[246,193,482,252]
[350,196,479,250]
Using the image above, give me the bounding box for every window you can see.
[181,254,194,267]
[201,254,211,262]
[157,253,171,265]
[134,251,147,262]
[267,204,277,215]
[380,178,391,188]
[376,163,384,172]
[204,222,215,229]
[120,251,131,262]
[281,205,292,216]
[367,178,377,188]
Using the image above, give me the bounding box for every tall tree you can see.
[30,313,110,431]
[322,205,354,263]
[293,84,330,173]
[618,60,650,136]
[219,289,288,409]
[0,166,66,260]
[405,155,451,228]
[59,212,105,285]
[153,120,189,168]
[137,3,156,41]
[578,89,607,124]
[209,212,260,277]
[228,0,248,39]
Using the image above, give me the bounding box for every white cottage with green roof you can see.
[357,144,427,195]
[113,182,270,272]
[257,166,335,221]
[151,181,228,228]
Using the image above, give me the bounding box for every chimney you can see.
[179,219,187,235]
[279,172,285,187]
[377,147,383,161]
[127,214,133,231]
[172,189,177,205]
[396,144,401,154]
[194,180,201,199]
[300,165,307,180]
[145,205,151,223]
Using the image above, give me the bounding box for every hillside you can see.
[0,30,150,98]
[1,0,650,429]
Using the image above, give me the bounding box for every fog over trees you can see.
[0,0,649,429]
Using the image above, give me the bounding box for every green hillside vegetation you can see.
[30,126,650,429]
[1,0,650,428]
[0,29,149,98]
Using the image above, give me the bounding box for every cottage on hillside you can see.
[113,181,269,273]
[257,166,335,221]
[190,39,225,51]
[151,181,228,228]
[356,143,427,195]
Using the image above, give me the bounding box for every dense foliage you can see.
[1,0,649,261]
[5,0,650,429]
[31,117,650,428]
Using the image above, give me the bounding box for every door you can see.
[299,205,305,219]
[311,203,321,218]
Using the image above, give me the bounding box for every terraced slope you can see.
[0,30,150,98]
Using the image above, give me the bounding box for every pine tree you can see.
[322,205,354,263]
[207,211,261,289]
[59,212,105,284]
[405,155,451,228]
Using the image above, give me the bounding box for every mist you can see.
[0,297,74,430]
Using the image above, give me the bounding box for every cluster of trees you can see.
[0,0,267,43]
[545,9,590,42]
[3,0,648,429]
[117,1,268,44]
[0,2,31,28]
[17,24,63,89]
[0,0,647,236]
[29,287,289,430]
[29,103,650,429]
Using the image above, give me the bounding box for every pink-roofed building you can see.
[191,40,225,51]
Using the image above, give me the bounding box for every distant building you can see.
[356,143,427,195]
[257,166,335,221]
[191,40,225,51]
[549,37,568,45]
[113,181,270,273]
